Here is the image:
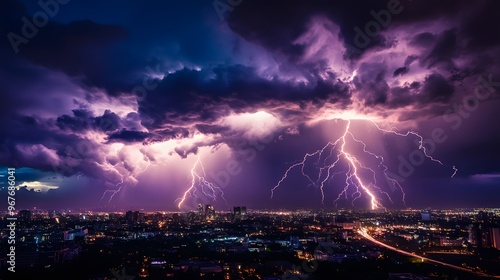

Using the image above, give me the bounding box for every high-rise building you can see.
[172,213,180,224]
[137,212,145,223]
[233,206,247,221]
[469,224,481,246]
[490,228,500,250]
[469,224,500,249]
[234,206,247,216]
[187,211,196,222]
[477,211,489,223]
[481,228,492,248]
[205,205,215,220]
[197,204,204,219]
[125,211,134,223]
[18,210,32,223]
[126,211,144,223]
[421,210,431,222]
[48,210,56,218]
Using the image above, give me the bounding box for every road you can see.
[357,228,499,279]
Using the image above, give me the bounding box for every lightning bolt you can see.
[370,121,457,177]
[176,156,227,209]
[100,157,152,203]
[451,166,458,178]
[135,157,152,176]
[271,119,457,210]
[100,175,124,203]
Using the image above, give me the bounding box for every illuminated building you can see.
[233,206,247,221]
[421,210,431,222]
[490,228,500,250]
[197,204,204,220]
[205,205,215,220]
[18,209,32,223]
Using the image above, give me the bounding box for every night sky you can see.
[1,0,499,211]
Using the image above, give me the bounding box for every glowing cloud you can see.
[19,181,59,193]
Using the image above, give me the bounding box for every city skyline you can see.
[2,206,500,278]
[1,0,500,211]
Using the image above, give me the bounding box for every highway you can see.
[357,228,499,279]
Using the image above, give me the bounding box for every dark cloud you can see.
[195,124,230,135]
[56,109,94,132]
[1,0,129,94]
[226,0,398,61]
[0,118,113,181]
[137,64,352,133]
[95,110,122,132]
[107,130,150,143]
[393,55,418,77]
[387,73,454,112]
[353,62,389,105]
[420,73,455,103]
[423,29,457,69]
[56,109,129,133]
[393,66,408,77]
[459,1,500,51]
[410,32,437,48]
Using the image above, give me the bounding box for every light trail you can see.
[358,227,497,278]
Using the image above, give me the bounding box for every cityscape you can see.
[1,207,500,279]
[1,0,500,279]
